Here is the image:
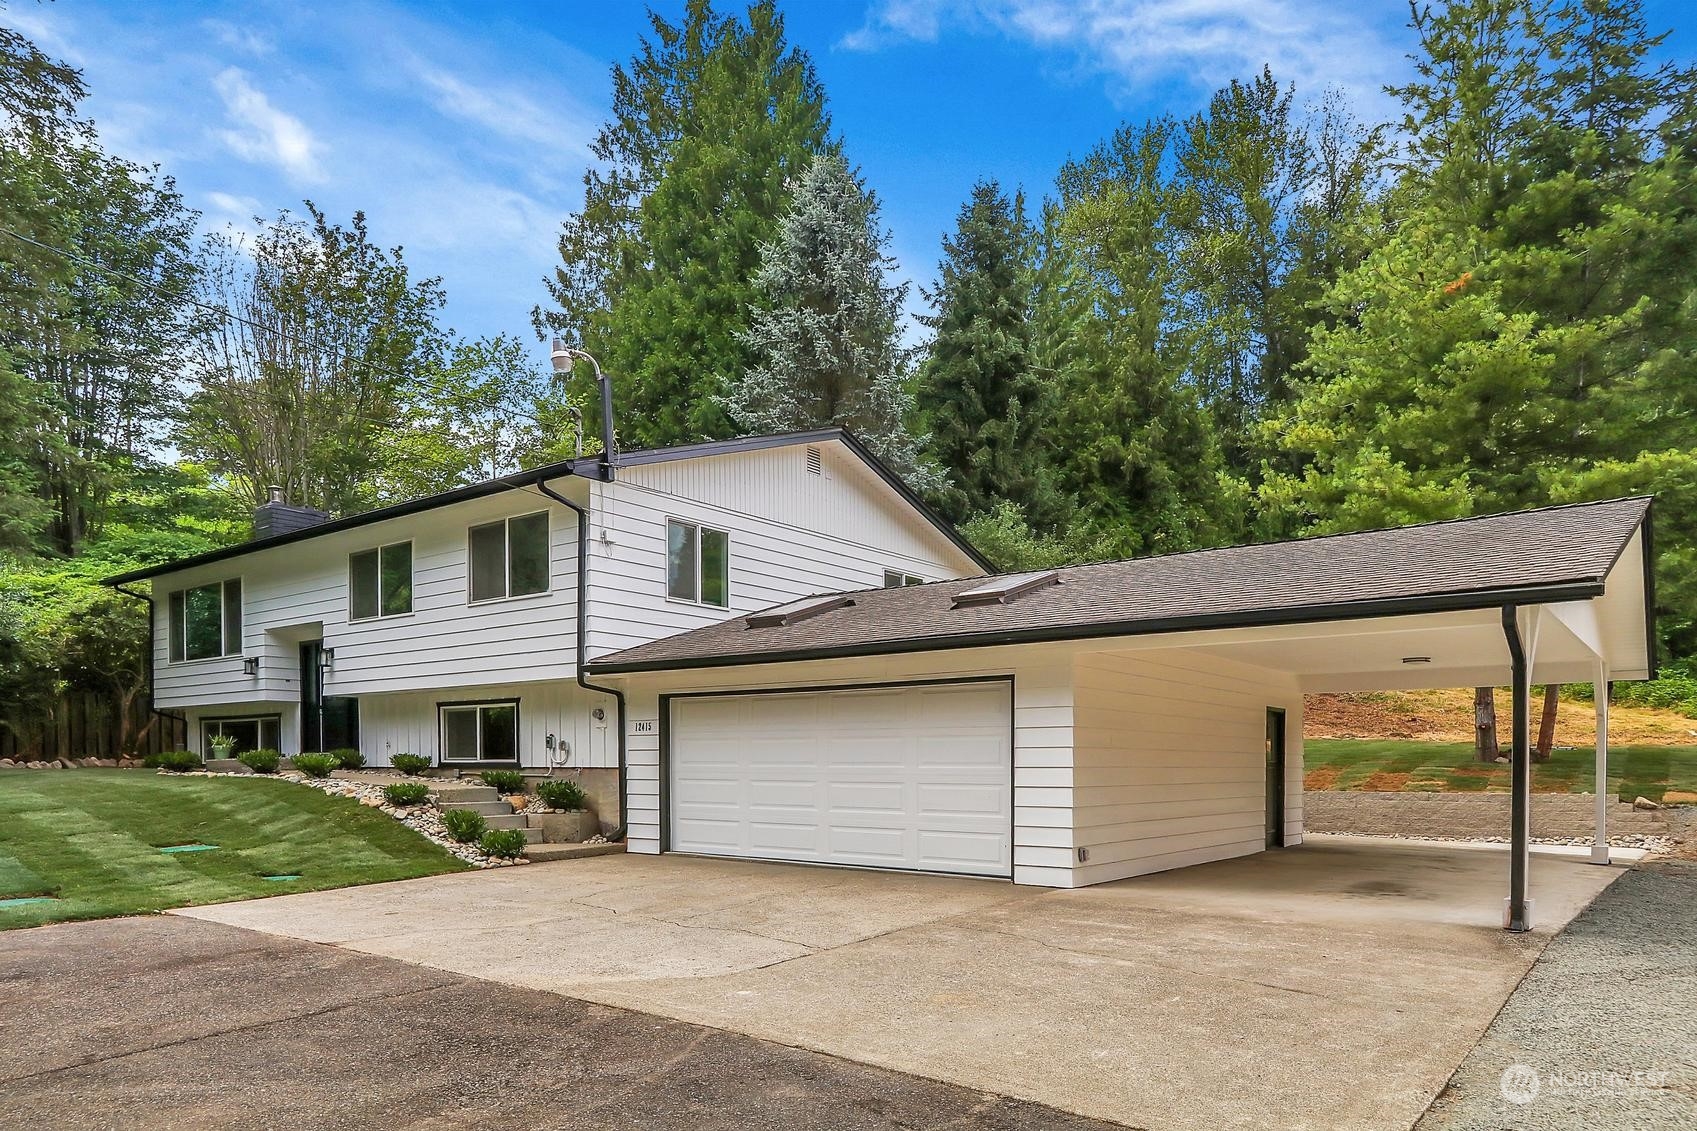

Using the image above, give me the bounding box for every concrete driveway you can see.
[181,836,1627,1131]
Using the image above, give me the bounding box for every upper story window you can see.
[468,512,549,603]
[667,518,729,607]
[884,570,924,588]
[349,541,413,620]
[167,579,242,663]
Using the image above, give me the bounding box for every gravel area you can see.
[1417,858,1697,1130]
[1335,829,1676,852]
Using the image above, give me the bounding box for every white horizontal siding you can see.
[585,444,980,658]
[1070,648,1303,885]
[184,680,618,769]
[152,483,588,710]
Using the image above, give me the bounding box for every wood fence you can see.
[0,692,186,762]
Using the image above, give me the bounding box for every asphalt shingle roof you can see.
[586,496,1651,673]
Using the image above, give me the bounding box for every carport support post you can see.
[1502,606,1533,932]
[1593,658,1610,865]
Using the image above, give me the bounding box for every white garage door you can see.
[668,681,1012,877]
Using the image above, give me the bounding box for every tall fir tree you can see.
[915,181,1053,524]
[536,0,830,449]
[722,152,934,487]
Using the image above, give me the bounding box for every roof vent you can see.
[952,570,1061,609]
[805,445,823,475]
[747,594,854,629]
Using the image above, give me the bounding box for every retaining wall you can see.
[1303,790,1669,839]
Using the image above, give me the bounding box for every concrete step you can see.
[432,785,499,804]
[517,825,543,843]
[438,799,510,816]
[522,841,626,863]
[480,813,530,831]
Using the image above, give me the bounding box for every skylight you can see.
[746,594,855,628]
[952,570,1061,608]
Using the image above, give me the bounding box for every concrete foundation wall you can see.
[1303,790,1669,839]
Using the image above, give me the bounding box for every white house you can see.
[104,430,991,831]
[109,430,1654,929]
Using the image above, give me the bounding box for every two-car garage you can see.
[665,680,1013,878]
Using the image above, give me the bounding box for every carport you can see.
[587,497,1655,932]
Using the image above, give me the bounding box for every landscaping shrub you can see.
[147,749,201,772]
[293,753,338,778]
[382,782,430,806]
[535,779,587,811]
[479,828,528,858]
[237,748,280,774]
[479,769,526,793]
[390,752,432,776]
[441,808,487,843]
[331,747,365,770]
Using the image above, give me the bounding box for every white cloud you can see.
[203,19,274,57]
[402,57,592,159]
[211,67,324,182]
[843,0,1403,111]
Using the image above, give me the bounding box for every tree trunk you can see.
[1534,683,1560,763]
[1474,686,1500,762]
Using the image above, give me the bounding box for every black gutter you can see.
[586,580,1608,675]
[111,583,188,756]
[534,479,627,841]
[1501,605,1532,933]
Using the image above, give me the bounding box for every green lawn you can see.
[0,770,467,930]
[1304,739,1697,802]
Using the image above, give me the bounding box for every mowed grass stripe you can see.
[0,770,467,929]
[1303,739,1697,800]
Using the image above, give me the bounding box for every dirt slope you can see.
[1305,687,1697,746]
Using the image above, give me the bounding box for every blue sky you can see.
[12,1,1694,355]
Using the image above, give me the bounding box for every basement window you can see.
[439,700,519,763]
[951,570,1061,608]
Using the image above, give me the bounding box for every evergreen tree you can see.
[915,180,1053,524]
[537,0,830,449]
[723,152,934,486]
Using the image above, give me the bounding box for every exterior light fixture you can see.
[242,656,260,676]
[1401,656,1433,665]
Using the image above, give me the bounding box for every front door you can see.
[1266,707,1287,848]
[299,641,359,753]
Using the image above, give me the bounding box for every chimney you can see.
[253,485,331,540]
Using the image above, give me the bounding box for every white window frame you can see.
[167,577,243,664]
[437,699,520,764]
[884,570,924,588]
[348,541,414,621]
[665,517,730,608]
[466,511,551,605]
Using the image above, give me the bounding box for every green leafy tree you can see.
[723,152,935,486]
[182,206,450,515]
[915,181,1056,524]
[0,135,200,554]
[537,0,831,448]
[1038,122,1241,557]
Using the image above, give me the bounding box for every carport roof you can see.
[586,496,1653,674]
